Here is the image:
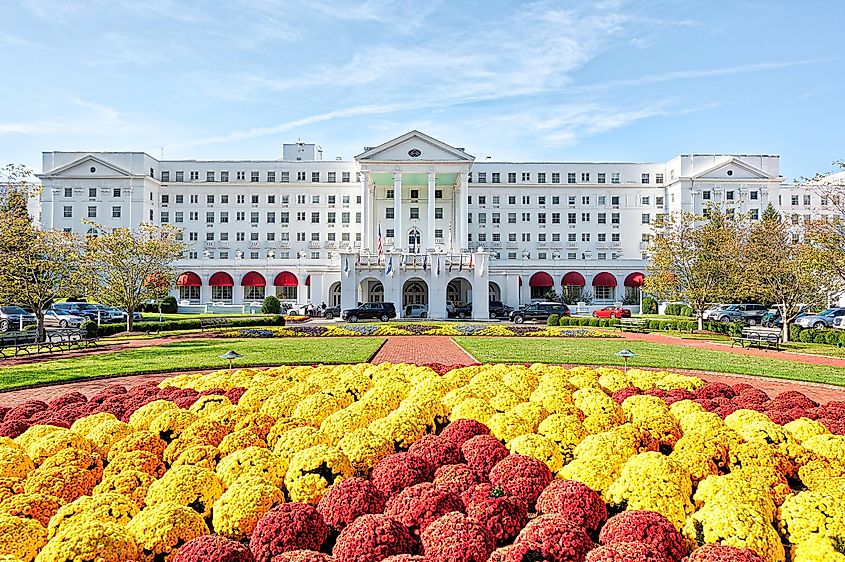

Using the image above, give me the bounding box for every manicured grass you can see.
[0,338,384,391]
[139,313,270,321]
[455,337,845,386]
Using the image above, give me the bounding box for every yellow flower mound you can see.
[606,451,693,529]
[369,407,429,450]
[777,490,845,544]
[735,421,814,478]
[0,493,61,528]
[35,520,138,562]
[792,534,845,562]
[126,502,208,562]
[145,465,223,518]
[216,446,287,488]
[179,418,229,447]
[529,388,577,416]
[684,504,785,562]
[23,466,95,505]
[320,402,387,445]
[285,445,353,504]
[670,434,727,484]
[724,409,772,431]
[92,470,155,508]
[218,429,266,456]
[47,493,139,539]
[83,419,133,458]
[501,370,539,400]
[337,428,393,472]
[104,451,165,479]
[784,418,830,443]
[206,405,249,432]
[0,514,46,562]
[272,427,328,464]
[802,434,845,463]
[506,434,564,472]
[694,472,777,522]
[266,418,309,449]
[260,384,321,419]
[798,459,845,491]
[509,402,549,431]
[148,410,199,443]
[450,399,494,425]
[107,431,166,462]
[171,445,223,471]
[69,413,118,437]
[25,430,93,467]
[537,414,586,464]
[188,394,232,417]
[621,395,671,424]
[487,413,533,443]
[0,447,33,480]
[233,412,277,441]
[212,475,284,540]
[128,401,179,431]
[558,429,637,494]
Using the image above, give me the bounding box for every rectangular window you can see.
[538,196,546,205]
[161,171,170,182]
[297,171,306,181]
[641,213,650,224]
[641,173,650,184]
[611,172,620,184]
[175,171,184,182]
[477,172,487,183]
[175,211,183,223]
[386,229,395,238]
[112,206,121,218]
[655,173,663,184]
[522,172,530,181]
[386,208,394,219]
[327,172,336,183]
[508,213,516,224]
[804,194,811,206]
[88,187,97,198]
[280,171,290,182]
[552,213,560,224]
[221,171,229,182]
[726,191,735,201]
[598,233,606,242]
[267,212,276,223]
[568,212,576,224]
[551,172,560,183]
[581,233,590,242]
[312,195,320,204]
[538,173,546,183]
[205,171,214,182]
[265,171,274,182]
[791,195,799,205]
[478,196,486,205]
[611,213,620,224]
[190,171,198,181]
[411,189,420,199]
[538,213,546,224]
[611,196,620,206]
[281,212,289,224]
[312,172,320,182]
[568,196,576,205]
[655,196,664,206]
[598,196,606,206]
[508,172,516,183]
[220,212,228,223]
[311,212,320,223]
[160,211,169,223]
[478,213,487,224]
[581,172,590,182]
[250,212,259,223]
[327,212,336,223]
[435,208,443,219]
[491,173,500,183]
[597,173,606,184]
[581,213,590,222]
[552,196,559,204]
[386,189,394,199]
[492,212,500,224]
[568,173,576,184]
[236,212,244,221]
[342,212,350,223]
[597,212,607,224]
[87,206,97,218]
[522,212,531,222]
[522,195,530,205]
[327,195,335,205]
[750,191,758,200]
[641,196,650,205]
[703,191,712,200]
[582,196,589,205]
[251,195,259,204]
[508,196,516,204]
[750,208,759,220]
[189,211,198,220]
[612,233,620,242]
[522,233,531,242]
[342,172,350,182]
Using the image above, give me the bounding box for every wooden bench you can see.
[200,317,233,332]
[0,332,37,358]
[616,319,650,333]
[731,327,781,351]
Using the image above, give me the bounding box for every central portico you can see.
[341,131,490,319]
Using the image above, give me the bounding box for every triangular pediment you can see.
[355,131,475,162]
[690,158,772,180]
[42,155,132,178]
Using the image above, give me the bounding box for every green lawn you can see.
[139,313,270,321]
[0,338,384,391]
[455,337,845,386]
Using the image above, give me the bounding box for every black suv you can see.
[488,301,513,319]
[509,302,571,324]
[341,302,397,323]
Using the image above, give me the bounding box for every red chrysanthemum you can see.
[250,503,329,562]
[0,419,30,438]
[684,544,767,562]
[611,387,642,404]
[535,480,607,533]
[173,535,256,562]
[433,464,486,498]
[333,514,416,562]
[47,391,88,410]
[695,383,735,400]
[88,384,128,404]
[4,400,47,421]
[380,556,426,562]
[226,387,248,404]
[317,477,385,531]
[460,435,508,474]
[465,487,527,544]
[599,510,687,561]
[488,454,552,510]
[384,482,463,536]
[439,419,490,448]
[664,389,695,405]
[371,453,434,499]
[408,435,460,469]
[269,551,332,562]
[505,514,593,562]
[421,512,494,562]
[585,542,668,562]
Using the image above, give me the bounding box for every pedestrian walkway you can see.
[371,336,477,366]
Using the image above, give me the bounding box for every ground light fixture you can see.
[616,348,637,373]
[219,350,243,369]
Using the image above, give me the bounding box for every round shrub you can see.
[505,513,592,562]
[249,503,328,562]
[370,453,433,499]
[434,464,486,498]
[261,295,282,314]
[439,419,490,447]
[125,502,209,562]
[172,535,255,562]
[685,544,767,562]
[316,477,385,532]
[535,479,607,532]
[37,520,138,562]
[599,510,688,561]
[465,486,528,544]
[407,435,460,469]
[269,551,332,562]
[421,511,494,562]
[333,514,416,562]
[384,481,463,536]
[488,454,553,510]
[585,542,668,562]
[460,435,508,474]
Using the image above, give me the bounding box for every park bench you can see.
[39,328,99,353]
[200,317,233,332]
[730,327,781,351]
[616,318,650,333]
[0,331,37,358]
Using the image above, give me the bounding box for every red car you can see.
[592,306,631,319]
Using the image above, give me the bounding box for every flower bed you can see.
[219,324,620,338]
[0,363,843,562]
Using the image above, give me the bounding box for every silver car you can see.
[795,308,845,330]
[702,304,729,321]
[43,309,85,328]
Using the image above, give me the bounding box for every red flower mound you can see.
[408,435,460,469]
[505,514,593,562]
[465,487,527,544]
[333,514,416,562]
[433,464,486,497]
[384,482,463,536]
[460,435,508,474]
[269,551,332,562]
[250,503,329,562]
[5,400,47,421]
[439,419,490,448]
[0,419,30,438]
[586,542,668,562]
[47,391,88,410]
[226,387,248,404]
[644,388,669,400]
[684,544,767,562]
[695,383,735,400]
[664,389,695,405]
[371,453,434,499]
[599,510,687,562]
[612,387,642,404]
[774,390,817,408]
[317,477,385,532]
[380,556,425,562]
[488,454,552,511]
[173,535,256,562]
[88,384,127,404]
[535,479,607,533]
[489,546,513,562]
[421,512,494,562]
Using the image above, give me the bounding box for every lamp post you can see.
[616,348,636,374]
[219,350,242,370]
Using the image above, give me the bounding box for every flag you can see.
[343,257,349,276]
[385,256,393,277]
[423,255,428,271]
[377,223,384,262]
[469,254,474,269]
[436,256,441,277]
[459,257,463,272]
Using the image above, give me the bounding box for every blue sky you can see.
[1,0,843,180]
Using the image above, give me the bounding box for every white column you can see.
[427,170,436,250]
[360,172,370,252]
[471,251,490,320]
[459,177,469,251]
[340,253,358,312]
[393,170,403,251]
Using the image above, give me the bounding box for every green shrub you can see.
[789,324,803,342]
[558,317,571,326]
[824,331,840,345]
[81,319,98,338]
[608,318,620,327]
[664,304,679,316]
[546,314,560,326]
[160,296,178,314]
[798,329,816,343]
[813,333,827,344]
[96,314,286,336]
[262,295,282,315]
[641,297,658,315]
[680,306,693,317]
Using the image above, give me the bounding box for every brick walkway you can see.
[371,336,477,365]
[0,373,166,408]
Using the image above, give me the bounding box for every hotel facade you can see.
[37,130,802,319]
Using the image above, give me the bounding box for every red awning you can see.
[274,271,298,287]
[305,275,311,287]
[241,271,266,287]
[529,272,554,287]
[561,272,586,287]
[176,272,202,287]
[209,272,234,287]
[624,272,645,287]
[592,272,618,287]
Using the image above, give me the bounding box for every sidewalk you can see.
[371,336,477,365]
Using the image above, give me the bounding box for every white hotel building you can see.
[37,130,794,319]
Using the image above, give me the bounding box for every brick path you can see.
[0,373,166,408]
[371,336,477,365]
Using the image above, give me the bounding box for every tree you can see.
[742,211,833,342]
[644,206,743,330]
[800,162,845,287]
[0,165,86,341]
[82,223,187,332]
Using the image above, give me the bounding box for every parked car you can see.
[761,309,783,328]
[714,304,767,325]
[0,306,37,332]
[592,306,631,319]
[702,304,730,321]
[43,309,85,328]
[795,308,845,330]
[341,302,397,322]
[405,304,428,318]
[453,303,472,319]
[50,302,102,322]
[102,307,143,323]
[509,302,570,324]
[488,301,513,319]
[834,316,845,330]
[322,306,340,319]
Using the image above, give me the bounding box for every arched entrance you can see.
[624,272,645,305]
[529,271,554,300]
[592,272,618,302]
[176,272,201,303]
[488,282,501,302]
[561,271,586,304]
[328,282,342,307]
[403,278,428,306]
[408,228,422,254]
[359,278,384,303]
[447,278,472,306]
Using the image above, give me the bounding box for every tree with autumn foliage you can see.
[798,162,845,288]
[82,222,187,331]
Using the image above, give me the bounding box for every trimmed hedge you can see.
[546,314,560,326]
[641,296,658,315]
[558,317,620,328]
[796,327,845,346]
[664,303,694,317]
[703,320,745,337]
[160,296,178,314]
[96,315,287,336]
